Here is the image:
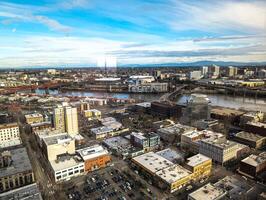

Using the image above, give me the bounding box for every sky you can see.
[0,0,266,68]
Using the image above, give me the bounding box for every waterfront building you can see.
[151,101,182,119]
[0,148,35,193]
[76,145,111,172]
[128,82,168,93]
[0,123,21,148]
[240,111,264,126]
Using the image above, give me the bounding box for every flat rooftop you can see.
[182,130,203,139]
[211,108,245,116]
[158,124,195,135]
[235,131,265,142]
[91,126,113,135]
[188,183,226,200]
[25,113,43,118]
[135,102,151,108]
[156,148,183,163]
[30,121,51,127]
[132,152,173,174]
[50,154,83,172]
[241,152,266,167]
[76,145,109,161]
[0,147,32,178]
[103,136,130,149]
[186,154,211,167]
[0,122,18,129]
[42,133,73,146]
[156,164,192,184]
[201,136,237,150]
[246,121,266,128]
[0,183,42,200]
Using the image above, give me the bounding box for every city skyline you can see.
[0,0,266,68]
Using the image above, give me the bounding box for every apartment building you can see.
[25,113,44,124]
[0,123,21,148]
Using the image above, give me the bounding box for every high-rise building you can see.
[208,65,220,78]
[227,66,238,77]
[53,103,79,136]
[53,105,65,132]
[201,66,208,78]
[189,71,202,80]
[64,106,79,136]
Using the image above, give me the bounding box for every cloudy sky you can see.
[0,0,266,68]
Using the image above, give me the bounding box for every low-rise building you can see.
[188,183,226,200]
[151,101,183,119]
[239,152,266,178]
[0,183,42,200]
[132,152,212,193]
[233,131,266,149]
[245,121,266,136]
[199,136,239,164]
[76,145,111,172]
[130,132,160,151]
[25,113,44,124]
[83,109,101,120]
[185,154,212,180]
[31,121,52,132]
[0,148,35,193]
[49,154,84,182]
[210,108,245,125]
[240,111,264,126]
[156,148,184,164]
[91,126,114,140]
[0,123,21,148]
[157,123,195,143]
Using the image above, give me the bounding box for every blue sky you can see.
[0,0,266,67]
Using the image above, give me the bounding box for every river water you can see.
[35,89,266,112]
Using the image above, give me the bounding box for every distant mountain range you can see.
[1,60,266,70]
[119,60,266,68]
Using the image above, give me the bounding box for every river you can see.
[35,89,266,112]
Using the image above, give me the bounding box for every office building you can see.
[0,148,35,193]
[185,154,212,179]
[239,152,266,178]
[189,70,202,80]
[83,109,101,120]
[199,136,239,164]
[233,131,266,149]
[208,65,220,78]
[64,106,78,136]
[49,154,84,183]
[181,130,224,153]
[0,123,21,148]
[188,183,226,200]
[25,113,44,125]
[201,66,208,78]
[53,105,65,132]
[244,121,266,136]
[76,145,111,172]
[130,132,160,151]
[53,103,79,136]
[42,133,75,161]
[227,66,238,77]
[151,101,182,119]
[132,152,212,193]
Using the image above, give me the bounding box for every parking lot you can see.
[64,165,151,200]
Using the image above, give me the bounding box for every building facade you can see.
[0,123,21,148]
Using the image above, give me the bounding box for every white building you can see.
[188,183,226,200]
[201,66,208,78]
[0,123,21,148]
[189,71,202,80]
[50,155,84,182]
[199,137,239,164]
